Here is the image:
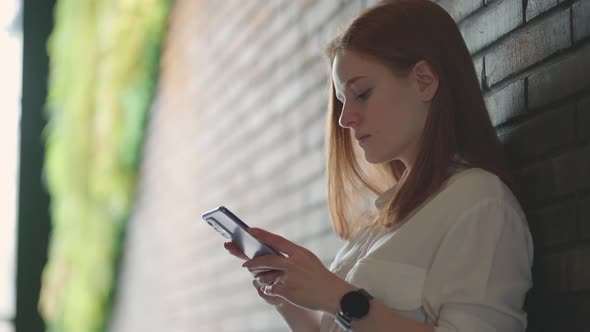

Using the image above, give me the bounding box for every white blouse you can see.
[319,167,534,332]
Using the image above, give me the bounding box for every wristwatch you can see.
[335,288,374,331]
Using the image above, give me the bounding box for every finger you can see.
[242,255,288,271]
[224,242,249,260]
[256,286,269,298]
[253,279,279,294]
[224,242,250,260]
[224,241,244,255]
[263,283,288,298]
[253,280,276,300]
[256,274,273,286]
[254,270,282,279]
[223,243,247,260]
[247,228,302,257]
[256,271,283,286]
[248,268,277,276]
[253,278,264,289]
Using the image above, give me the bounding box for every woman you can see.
[225,1,534,331]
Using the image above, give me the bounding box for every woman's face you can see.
[331,50,436,168]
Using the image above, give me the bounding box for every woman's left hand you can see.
[241,228,356,313]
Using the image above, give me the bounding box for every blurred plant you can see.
[38,1,171,331]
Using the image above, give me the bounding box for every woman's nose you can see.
[339,105,361,129]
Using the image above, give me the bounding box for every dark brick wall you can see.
[109,1,590,331]
[460,0,590,330]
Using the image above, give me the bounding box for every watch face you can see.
[340,290,371,319]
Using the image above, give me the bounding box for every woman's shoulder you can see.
[441,167,521,210]
[448,167,501,188]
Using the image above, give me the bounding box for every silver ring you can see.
[274,274,285,285]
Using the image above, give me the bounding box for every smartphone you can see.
[202,206,284,259]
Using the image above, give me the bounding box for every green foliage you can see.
[39,1,171,331]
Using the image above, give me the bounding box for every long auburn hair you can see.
[323,0,518,240]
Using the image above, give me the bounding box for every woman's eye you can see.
[356,89,372,101]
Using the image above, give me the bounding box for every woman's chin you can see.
[364,151,399,164]
[364,153,385,164]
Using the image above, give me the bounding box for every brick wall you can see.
[108,1,590,331]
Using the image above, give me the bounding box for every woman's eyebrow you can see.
[342,75,367,90]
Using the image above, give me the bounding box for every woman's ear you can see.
[412,60,439,102]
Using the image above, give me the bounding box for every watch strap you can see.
[335,311,352,331]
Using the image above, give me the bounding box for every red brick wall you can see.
[109,1,590,331]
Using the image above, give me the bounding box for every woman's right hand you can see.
[224,241,289,307]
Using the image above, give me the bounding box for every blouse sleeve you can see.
[422,198,534,332]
